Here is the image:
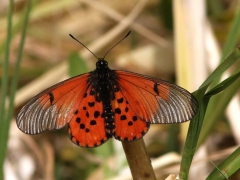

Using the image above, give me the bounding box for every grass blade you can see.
[206,147,240,180]
[0,0,14,176]
[0,0,32,177]
[179,47,240,180]
[205,71,240,96]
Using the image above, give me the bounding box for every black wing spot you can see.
[48,92,54,104]
[90,120,96,125]
[115,108,121,114]
[83,106,87,110]
[85,128,90,132]
[154,82,159,95]
[125,107,129,112]
[120,115,127,120]
[86,111,89,118]
[117,98,124,103]
[132,116,137,121]
[88,102,95,107]
[84,93,87,98]
[94,111,100,118]
[74,110,78,114]
[76,117,81,123]
[80,124,85,129]
[128,121,133,126]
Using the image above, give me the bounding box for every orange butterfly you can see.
[17,31,198,148]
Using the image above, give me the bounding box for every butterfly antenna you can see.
[69,34,99,60]
[103,31,131,59]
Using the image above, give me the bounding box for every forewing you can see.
[115,70,198,124]
[68,87,108,147]
[17,73,89,134]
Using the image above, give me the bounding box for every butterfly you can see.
[17,31,198,148]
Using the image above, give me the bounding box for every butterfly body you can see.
[82,59,118,139]
[90,59,118,137]
[17,34,198,148]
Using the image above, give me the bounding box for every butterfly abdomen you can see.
[92,60,119,138]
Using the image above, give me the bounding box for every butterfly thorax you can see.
[89,59,119,138]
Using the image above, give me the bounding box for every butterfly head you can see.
[69,31,131,69]
[96,59,108,69]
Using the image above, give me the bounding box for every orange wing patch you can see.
[68,87,108,147]
[112,90,150,141]
[17,74,89,134]
[115,70,198,124]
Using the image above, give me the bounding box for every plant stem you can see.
[0,0,14,177]
[122,138,157,180]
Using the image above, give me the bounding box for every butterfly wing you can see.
[68,86,108,147]
[114,70,198,124]
[17,73,90,134]
[112,89,150,141]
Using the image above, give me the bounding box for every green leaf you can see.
[206,147,240,180]
[205,71,240,96]
[68,52,88,77]
[180,89,210,179]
